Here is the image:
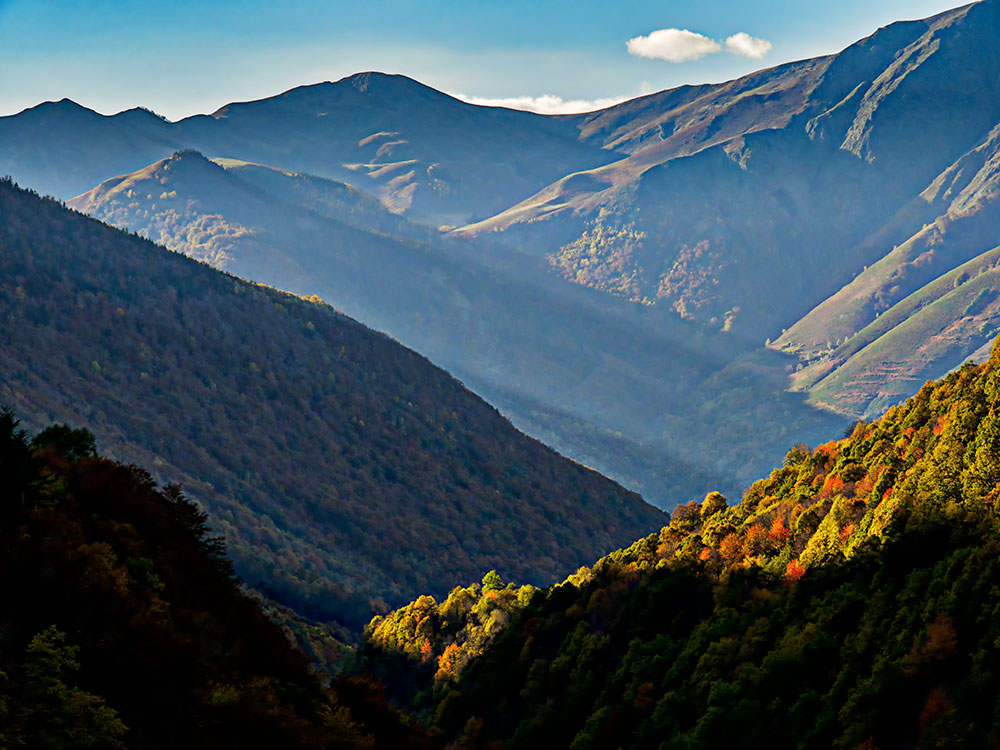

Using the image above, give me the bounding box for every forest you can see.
[366,340,1000,748]
[0,408,434,748]
[0,178,664,641]
[8,178,1000,747]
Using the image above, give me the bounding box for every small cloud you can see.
[626,29,721,63]
[454,93,630,115]
[724,32,772,59]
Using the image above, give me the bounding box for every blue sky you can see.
[0,0,966,119]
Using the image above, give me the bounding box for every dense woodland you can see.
[0,409,434,749]
[0,179,664,636]
[369,340,1000,748]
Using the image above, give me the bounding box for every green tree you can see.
[19,626,128,749]
[32,424,98,461]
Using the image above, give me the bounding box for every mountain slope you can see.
[0,411,433,749]
[460,1,1000,348]
[775,119,1000,416]
[376,336,1000,749]
[0,178,666,631]
[0,99,179,205]
[17,3,1000,505]
[67,150,847,507]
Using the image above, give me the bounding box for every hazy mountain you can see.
[0,99,178,202]
[0,178,667,632]
[68,150,846,507]
[462,1,1000,340]
[452,0,1000,423]
[776,121,1000,417]
[1,72,616,226]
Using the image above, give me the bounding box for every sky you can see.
[0,0,967,120]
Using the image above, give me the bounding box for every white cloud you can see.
[454,93,630,115]
[626,29,721,63]
[625,28,772,64]
[724,32,772,59]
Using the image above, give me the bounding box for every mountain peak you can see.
[6,97,94,119]
[338,71,422,91]
[321,71,454,103]
[116,106,171,123]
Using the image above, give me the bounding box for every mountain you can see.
[67,149,846,508]
[455,0,1000,418]
[14,2,1000,507]
[371,337,1000,749]
[0,410,433,749]
[776,120,1000,417]
[0,72,616,226]
[0,178,667,632]
[460,1,1000,342]
[0,99,179,206]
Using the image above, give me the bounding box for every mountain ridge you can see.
[67,148,848,507]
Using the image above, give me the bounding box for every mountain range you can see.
[6,2,1000,510]
[5,2,1000,745]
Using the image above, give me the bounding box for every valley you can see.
[7,3,1000,512]
[3,1,1000,746]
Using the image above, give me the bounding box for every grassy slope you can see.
[777,122,1000,359]
[774,119,1000,415]
[806,256,1000,417]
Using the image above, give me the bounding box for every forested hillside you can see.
[0,410,434,749]
[0,179,665,633]
[371,337,1000,749]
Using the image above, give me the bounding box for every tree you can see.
[32,424,98,461]
[18,626,128,749]
[481,570,503,592]
[700,491,729,520]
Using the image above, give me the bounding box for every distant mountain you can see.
[68,149,846,507]
[464,1,1000,330]
[0,99,181,205]
[374,338,1000,749]
[457,0,1000,418]
[0,178,666,632]
[0,72,615,226]
[776,120,1000,417]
